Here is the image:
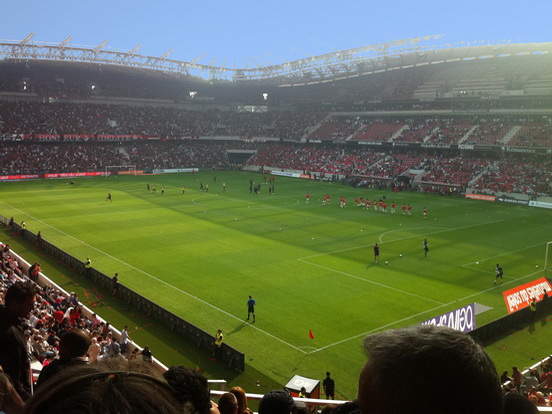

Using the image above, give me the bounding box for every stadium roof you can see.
[1,35,551,86]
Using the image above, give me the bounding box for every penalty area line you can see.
[297,258,444,305]
[309,267,544,355]
[462,241,547,267]
[298,219,506,261]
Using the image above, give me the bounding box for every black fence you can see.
[2,216,244,372]
[469,298,551,345]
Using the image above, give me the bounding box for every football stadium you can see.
[1,32,552,412]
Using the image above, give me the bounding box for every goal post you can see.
[545,241,552,278]
[105,165,138,176]
[544,241,552,277]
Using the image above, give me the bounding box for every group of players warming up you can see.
[308,192,428,219]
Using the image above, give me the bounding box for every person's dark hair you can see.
[163,365,211,414]
[258,390,296,414]
[503,392,539,414]
[5,281,39,305]
[229,386,251,414]
[331,402,361,414]
[357,325,502,414]
[24,360,182,413]
[320,404,338,414]
[58,329,91,360]
[218,392,238,414]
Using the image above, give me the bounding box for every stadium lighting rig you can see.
[1,33,551,85]
[58,36,73,51]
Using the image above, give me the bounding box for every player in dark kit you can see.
[494,264,504,285]
[423,238,429,256]
[323,372,335,400]
[373,243,380,263]
[247,295,256,322]
[106,193,112,202]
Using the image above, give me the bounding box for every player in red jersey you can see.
[366,199,371,210]
[391,202,396,214]
[305,193,311,204]
[407,204,413,216]
[423,207,428,219]
[402,204,407,215]
[382,202,388,213]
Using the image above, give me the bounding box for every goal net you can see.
[105,165,138,176]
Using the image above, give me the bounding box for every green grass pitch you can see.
[1,171,551,398]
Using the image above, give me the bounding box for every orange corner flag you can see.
[309,329,314,339]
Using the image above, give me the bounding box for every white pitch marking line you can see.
[378,226,447,244]
[462,241,546,267]
[309,268,544,354]
[298,259,444,305]
[191,195,300,208]
[43,205,200,221]
[299,219,506,261]
[0,201,307,354]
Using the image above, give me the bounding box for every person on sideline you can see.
[323,371,335,400]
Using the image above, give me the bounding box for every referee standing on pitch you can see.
[247,295,256,322]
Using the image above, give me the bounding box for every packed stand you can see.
[421,155,489,187]
[351,120,404,142]
[393,119,439,143]
[464,119,516,146]
[307,119,358,141]
[508,122,552,148]
[425,119,475,144]
[471,159,552,197]
[364,153,426,179]
[247,144,387,177]
[500,361,552,409]
[0,141,236,175]
[0,101,326,140]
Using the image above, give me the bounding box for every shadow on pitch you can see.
[228,321,248,335]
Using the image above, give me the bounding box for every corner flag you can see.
[309,329,314,339]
